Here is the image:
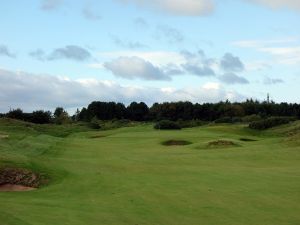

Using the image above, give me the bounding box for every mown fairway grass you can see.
[0,119,300,225]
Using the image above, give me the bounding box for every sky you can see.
[0,0,300,112]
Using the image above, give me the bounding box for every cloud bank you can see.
[0,68,245,112]
[101,50,251,83]
[104,56,171,80]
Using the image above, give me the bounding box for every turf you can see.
[0,119,299,225]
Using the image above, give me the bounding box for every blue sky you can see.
[0,0,300,112]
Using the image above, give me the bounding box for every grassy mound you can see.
[208,140,236,147]
[162,140,192,146]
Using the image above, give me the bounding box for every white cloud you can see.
[96,50,252,83]
[247,0,300,11]
[48,45,92,61]
[203,82,220,90]
[0,68,245,112]
[117,0,214,16]
[103,56,171,80]
[98,51,186,67]
[182,64,215,77]
[219,73,249,85]
[220,53,245,72]
[233,38,300,65]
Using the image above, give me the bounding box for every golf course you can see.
[0,118,299,225]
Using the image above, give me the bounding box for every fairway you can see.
[0,120,300,225]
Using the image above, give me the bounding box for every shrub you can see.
[249,117,292,130]
[214,117,243,124]
[99,119,134,130]
[232,117,242,123]
[242,114,262,123]
[89,117,101,129]
[54,112,72,125]
[6,109,24,120]
[30,110,52,124]
[154,120,181,130]
[214,117,233,123]
[177,119,207,128]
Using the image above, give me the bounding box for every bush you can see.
[249,117,293,130]
[154,120,181,130]
[214,117,242,124]
[99,119,134,130]
[89,117,101,129]
[6,109,24,120]
[232,117,242,123]
[214,117,233,123]
[177,119,207,128]
[242,114,262,123]
[30,110,52,124]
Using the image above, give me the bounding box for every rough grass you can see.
[0,120,300,225]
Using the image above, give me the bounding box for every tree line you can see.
[1,99,300,124]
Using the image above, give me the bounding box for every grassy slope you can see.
[0,119,299,225]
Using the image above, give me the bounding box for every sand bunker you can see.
[162,140,192,146]
[0,134,9,139]
[0,168,40,192]
[240,138,257,142]
[0,184,36,192]
[208,140,236,147]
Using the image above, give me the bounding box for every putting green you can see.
[0,119,299,225]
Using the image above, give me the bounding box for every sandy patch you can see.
[0,134,9,139]
[208,140,236,147]
[0,168,41,192]
[162,140,192,146]
[0,184,36,192]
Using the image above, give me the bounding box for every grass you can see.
[0,119,300,225]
